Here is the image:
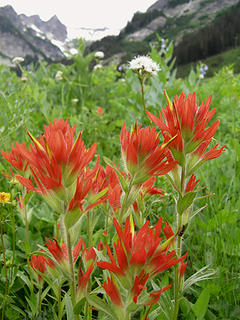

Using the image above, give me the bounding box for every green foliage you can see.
[174,1,240,65]
[121,9,163,36]
[177,45,240,78]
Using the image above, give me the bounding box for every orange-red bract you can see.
[1,142,30,178]
[102,277,123,306]
[146,92,225,168]
[120,122,177,184]
[14,119,97,195]
[97,217,187,304]
[29,254,47,283]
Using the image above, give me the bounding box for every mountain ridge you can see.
[88,0,239,65]
[0,5,67,66]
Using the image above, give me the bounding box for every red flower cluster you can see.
[120,122,177,184]
[29,253,47,283]
[16,119,96,193]
[1,119,98,215]
[146,92,225,173]
[68,157,108,214]
[1,142,29,178]
[30,237,95,291]
[98,217,187,305]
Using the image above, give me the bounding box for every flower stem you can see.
[173,213,182,320]
[58,283,62,320]
[23,194,34,293]
[37,285,42,314]
[140,78,146,113]
[0,218,8,320]
[173,166,185,320]
[66,230,76,306]
[86,212,92,319]
[86,211,92,248]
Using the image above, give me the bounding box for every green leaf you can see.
[17,271,33,289]
[192,286,211,320]
[183,265,216,293]
[124,184,141,210]
[103,156,128,192]
[86,294,118,319]
[23,190,33,205]
[65,293,75,320]
[164,89,173,110]
[88,187,108,205]
[26,292,38,316]
[64,208,83,229]
[41,286,51,303]
[177,192,196,215]
[73,298,85,316]
[179,297,194,319]
[7,304,27,318]
[188,69,196,86]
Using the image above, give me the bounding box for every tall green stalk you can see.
[173,167,186,320]
[139,76,146,113]
[66,229,76,306]
[86,211,92,248]
[23,190,34,294]
[0,217,8,320]
[173,214,183,320]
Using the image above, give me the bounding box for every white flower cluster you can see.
[95,51,104,59]
[129,55,160,76]
[55,70,63,81]
[71,98,79,104]
[93,63,103,71]
[69,48,78,56]
[12,57,24,65]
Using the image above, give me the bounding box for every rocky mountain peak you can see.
[19,12,67,42]
[0,5,67,66]
[147,0,169,11]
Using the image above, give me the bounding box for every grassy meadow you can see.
[0,39,239,319]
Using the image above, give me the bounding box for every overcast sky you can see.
[1,0,157,39]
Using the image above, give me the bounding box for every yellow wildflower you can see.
[0,192,10,203]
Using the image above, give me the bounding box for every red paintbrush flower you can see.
[120,122,177,184]
[132,270,149,303]
[19,119,96,186]
[102,277,123,306]
[27,119,96,180]
[141,176,166,198]
[96,107,104,116]
[108,184,122,211]
[178,260,187,278]
[105,163,125,212]
[29,254,48,283]
[1,142,30,178]
[44,238,83,270]
[146,92,225,172]
[67,160,108,216]
[184,174,200,193]
[77,262,94,292]
[11,119,97,212]
[144,284,172,306]
[97,217,186,304]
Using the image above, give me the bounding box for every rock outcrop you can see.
[0,5,66,66]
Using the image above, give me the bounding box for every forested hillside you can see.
[174,1,240,64]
